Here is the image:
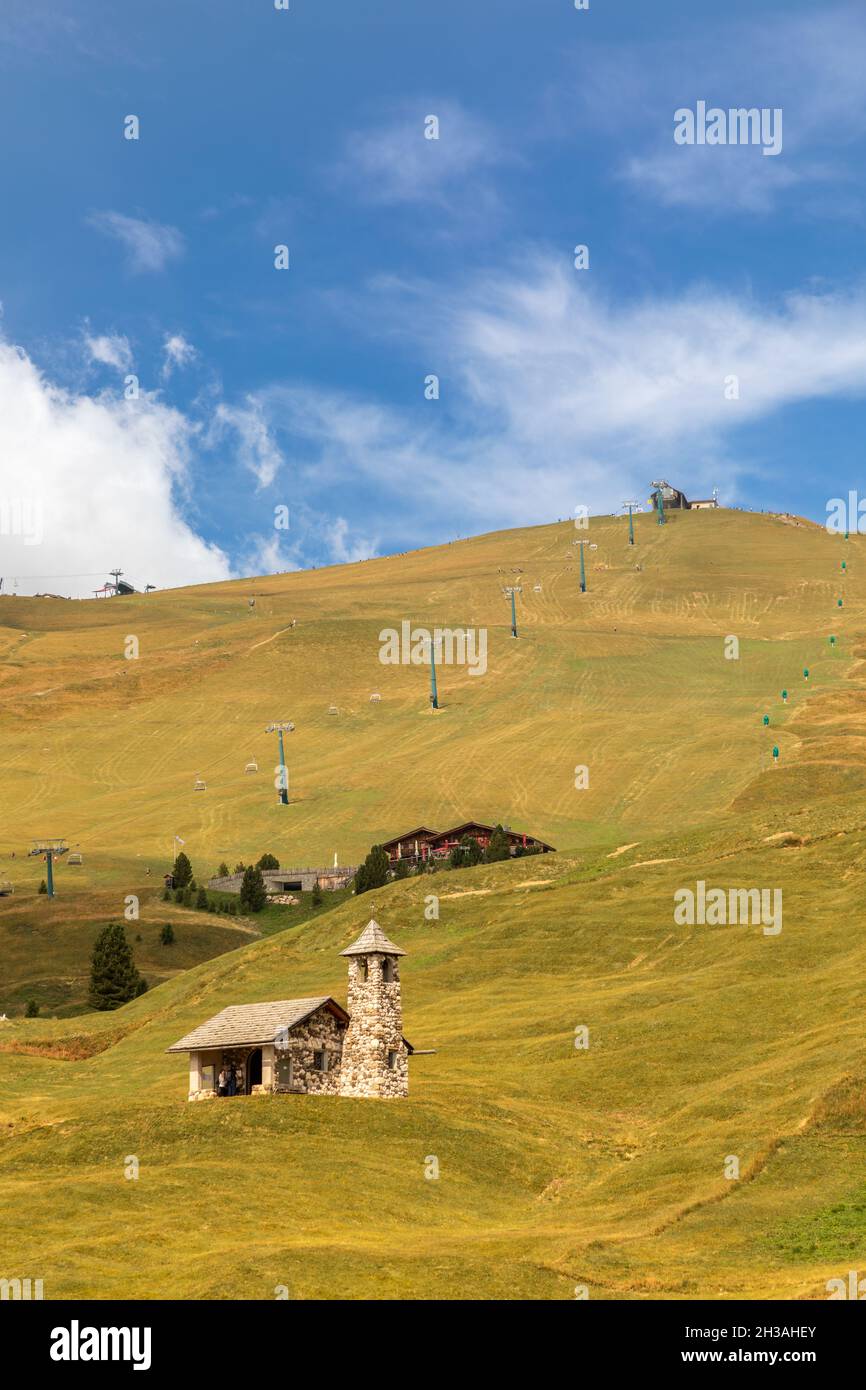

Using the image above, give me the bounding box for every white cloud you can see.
[0,339,230,597]
[213,398,284,488]
[236,532,301,577]
[87,211,185,273]
[325,517,379,564]
[251,259,866,532]
[336,100,507,210]
[572,3,866,215]
[161,332,197,379]
[84,332,133,372]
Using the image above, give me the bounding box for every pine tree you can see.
[160,923,175,945]
[486,824,511,863]
[354,863,368,895]
[450,834,483,870]
[234,861,246,874]
[217,862,229,878]
[25,999,39,1017]
[394,857,409,879]
[38,879,47,894]
[240,864,268,912]
[357,844,390,891]
[162,888,171,902]
[196,886,208,910]
[311,881,323,906]
[466,835,483,866]
[172,851,193,888]
[89,923,147,1010]
[257,852,280,870]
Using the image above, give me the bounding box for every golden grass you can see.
[1,508,865,1299]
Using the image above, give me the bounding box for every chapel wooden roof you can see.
[340,919,406,957]
[166,996,348,1053]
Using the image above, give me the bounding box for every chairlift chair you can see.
[244,761,258,774]
[194,777,207,791]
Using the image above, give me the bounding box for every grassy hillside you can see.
[1,508,865,1299]
[0,508,855,871]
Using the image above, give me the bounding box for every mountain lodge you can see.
[381,821,555,866]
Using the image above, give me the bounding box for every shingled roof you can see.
[166,996,348,1053]
[340,919,406,957]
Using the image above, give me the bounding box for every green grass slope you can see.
[0,508,857,870]
[1,508,865,1299]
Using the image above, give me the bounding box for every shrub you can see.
[196,886,208,910]
[160,923,175,945]
[24,999,39,1018]
[38,879,47,894]
[257,853,280,870]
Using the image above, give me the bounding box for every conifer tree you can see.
[450,834,483,870]
[357,844,390,891]
[89,923,147,1010]
[486,824,511,863]
[240,864,268,912]
[172,851,193,888]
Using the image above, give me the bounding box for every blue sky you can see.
[2,0,866,594]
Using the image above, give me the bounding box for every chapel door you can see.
[247,1048,263,1093]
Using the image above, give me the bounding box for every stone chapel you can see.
[167,920,411,1100]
